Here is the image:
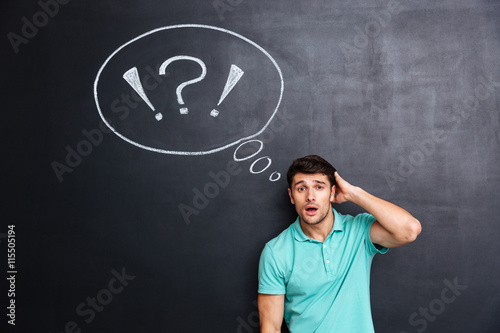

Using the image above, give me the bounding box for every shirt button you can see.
[326,260,330,264]
[323,245,326,248]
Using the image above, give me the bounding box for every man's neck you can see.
[299,209,335,243]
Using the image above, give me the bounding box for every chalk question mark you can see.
[159,56,207,115]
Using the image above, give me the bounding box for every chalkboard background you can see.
[2,0,500,332]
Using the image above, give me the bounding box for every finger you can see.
[334,172,345,187]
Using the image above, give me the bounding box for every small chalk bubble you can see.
[210,109,219,117]
[155,113,163,121]
[180,107,189,115]
[269,171,281,181]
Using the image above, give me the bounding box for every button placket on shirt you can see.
[322,235,335,275]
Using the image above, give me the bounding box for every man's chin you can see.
[301,217,323,226]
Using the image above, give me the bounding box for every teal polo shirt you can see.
[258,208,388,332]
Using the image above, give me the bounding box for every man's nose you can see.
[306,190,315,201]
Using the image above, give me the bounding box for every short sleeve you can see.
[258,243,286,294]
[359,213,389,255]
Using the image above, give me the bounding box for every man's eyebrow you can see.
[293,179,327,187]
[293,180,305,187]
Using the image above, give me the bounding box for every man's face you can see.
[288,173,335,226]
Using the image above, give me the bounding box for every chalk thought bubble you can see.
[94,24,284,155]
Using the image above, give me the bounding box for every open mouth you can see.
[305,206,318,215]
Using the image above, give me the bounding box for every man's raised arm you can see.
[333,172,421,248]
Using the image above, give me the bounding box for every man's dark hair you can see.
[286,155,337,188]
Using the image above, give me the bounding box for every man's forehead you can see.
[292,173,329,185]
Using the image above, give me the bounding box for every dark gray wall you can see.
[2,0,499,332]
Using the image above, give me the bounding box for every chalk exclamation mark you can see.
[210,64,244,117]
[123,67,163,121]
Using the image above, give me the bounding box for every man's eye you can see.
[298,187,305,192]
[317,186,323,190]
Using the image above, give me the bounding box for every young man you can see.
[258,155,421,332]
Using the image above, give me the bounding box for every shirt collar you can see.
[293,208,344,242]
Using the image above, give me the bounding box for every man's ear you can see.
[330,185,336,203]
[288,188,295,204]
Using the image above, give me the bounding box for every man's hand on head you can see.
[332,172,356,204]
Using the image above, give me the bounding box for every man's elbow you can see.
[402,217,421,244]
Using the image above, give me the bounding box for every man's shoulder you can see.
[264,222,296,251]
[260,223,296,271]
[335,209,375,227]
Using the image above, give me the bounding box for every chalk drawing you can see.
[233,140,264,162]
[122,67,162,121]
[211,64,244,117]
[94,24,284,157]
[250,156,272,174]
[268,171,281,182]
[233,139,281,181]
[159,56,207,115]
